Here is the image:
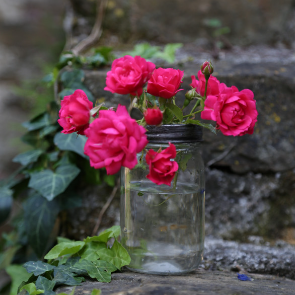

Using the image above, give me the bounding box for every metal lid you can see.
[146,124,203,143]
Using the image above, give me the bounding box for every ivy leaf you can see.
[44,241,85,260]
[61,257,88,276]
[60,69,84,88]
[20,283,44,295]
[178,153,192,171]
[24,194,60,258]
[166,103,183,121]
[53,268,84,286]
[39,125,59,137]
[35,276,55,295]
[23,261,55,276]
[74,260,116,283]
[78,242,106,261]
[29,164,80,201]
[56,191,82,211]
[186,119,216,134]
[17,274,38,294]
[84,225,120,244]
[123,43,160,59]
[97,240,131,269]
[5,265,31,295]
[0,187,13,224]
[57,237,72,244]
[54,133,88,159]
[47,151,59,162]
[13,150,43,166]
[22,113,51,131]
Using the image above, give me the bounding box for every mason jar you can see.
[120,125,205,275]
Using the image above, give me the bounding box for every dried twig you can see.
[92,177,120,236]
[206,142,237,168]
[72,0,108,56]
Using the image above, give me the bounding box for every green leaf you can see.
[0,187,13,224]
[54,133,88,159]
[203,18,222,28]
[17,274,38,294]
[86,53,105,66]
[53,268,84,286]
[35,276,55,295]
[186,119,216,134]
[85,225,120,244]
[103,174,115,186]
[22,113,51,131]
[60,70,84,88]
[78,242,106,261]
[158,97,166,110]
[163,108,174,124]
[5,265,31,295]
[47,151,59,162]
[154,43,183,63]
[97,240,131,269]
[74,260,116,283]
[20,283,44,295]
[29,164,80,201]
[56,287,76,295]
[23,261,55,276]
[60,257,88,276]
[39,125,59,137]
[13,150,43,166]
[57,237,72,244]
[213,26,230,37]
[56,192,82,211]
[24,194,60,258]
[166,103,183,121]
[178,153,192,171]
[123,43,160,59]
[0,245,20,269]
[44,241,85,260]
[91,289,101,295]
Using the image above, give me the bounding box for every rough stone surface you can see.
[203,238,295,279]
[69,0,295,46]
[55,269,295,295]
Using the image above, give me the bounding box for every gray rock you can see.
[68,0,295,46]
[55,268,295,295]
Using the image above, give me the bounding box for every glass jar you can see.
[120,125,205,275]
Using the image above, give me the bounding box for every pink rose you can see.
[84,105,148,175]
[144,108,163,125]
[147,68,184,99]
[201,87,258,136]
[58,89,93,135]
[104,55,155,96]
[146,143,179,186]
[190,70,221,97]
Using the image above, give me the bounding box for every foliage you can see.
[123,42,183,63]
[7,226,127,295]
[0,46,117,295]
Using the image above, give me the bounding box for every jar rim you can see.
[146,124,203,143]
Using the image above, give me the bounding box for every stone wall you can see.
[69,0,295,46]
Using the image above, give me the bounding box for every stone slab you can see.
[56,269,295,295]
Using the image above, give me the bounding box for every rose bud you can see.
[200,61,214,80]
[183,88,197,108]
[144,108,163,125]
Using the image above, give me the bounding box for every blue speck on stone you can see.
[237,274,252,281]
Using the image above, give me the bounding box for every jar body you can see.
[120,141,205,275]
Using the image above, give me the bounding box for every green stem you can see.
[183,109,202,118]
[173,170,179,190]
[204,79,208,100]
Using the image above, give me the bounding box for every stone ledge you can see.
[56,269,295,295]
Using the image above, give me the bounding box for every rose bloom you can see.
[144,108,163,125]
[104,55,155,96]
[84,105,148,175]
[146,143,179,186]
[190,70,220,97]
[201,87,258,136]
[147,68,184,99]
[58,89,93,135]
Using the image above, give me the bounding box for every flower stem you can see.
[173,170,179,190]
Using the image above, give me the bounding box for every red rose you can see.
[146,143,179,186]
[144,108,163,125]
[201,87,258,136]
[58,89,93,135]
[147,68,184,99]
[84,105,148,175]
[190,70,220,97]
[104,55,155,97]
